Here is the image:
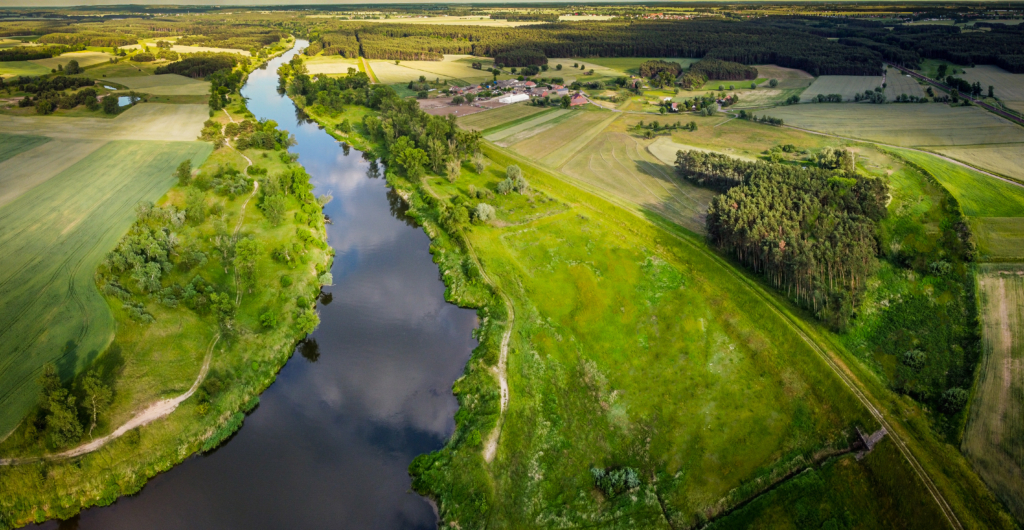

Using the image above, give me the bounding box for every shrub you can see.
[943,387,968,412]
[474,203,496,222]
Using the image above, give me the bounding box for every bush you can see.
[943,387,968,412]
[473,203,496,222]
[131,53,155,62]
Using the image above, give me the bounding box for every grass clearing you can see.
[581,57,698,76]
[893,149,1024,218]
[303,55,359,75]
[387,55,496,84]
[458,103,548,131]
[934,145,1024,183]
[0,132,49,163]
[122,43,250,56]
[104,74,210,96]
[770,103,1024,146]
[84,61,158,79]
[801,75,883,102]
[0,60,49,77]
[0,140,212,437]
[29,51,112,70]
[964,266,1024,521]
[754,64,815,87]
[961,65,1024,103]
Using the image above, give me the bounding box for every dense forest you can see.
[155,53,241,79]
[677,150,888,329]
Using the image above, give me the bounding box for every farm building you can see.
[570,93,587,106]
[498,93,530,104]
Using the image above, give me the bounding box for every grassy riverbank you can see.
[0,39,336,529]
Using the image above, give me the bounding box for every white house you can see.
[498,93,530,104]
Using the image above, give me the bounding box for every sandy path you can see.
[0,334,220,466]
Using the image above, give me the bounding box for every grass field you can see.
[29,51,112,70]
[457,102,548,131]
[364,56,501,85]
[0,139,105,208]
[104,74,210,96]
[770,104,1024,146]
[935,145,1024,183]
[581,56,698,77]
[416,141,949,528]
[0,140,212,437]
[507,109,612,163]
[801,75,883,102]
[754,64,814,87]
[0,60,49,77]
[122,43,251,56]
[485,108,568,142]
[894,149,1024,218]
[885,71,927,99]
[961,65,1024,104]
[964,266,1024,521]
[0,132,49,163]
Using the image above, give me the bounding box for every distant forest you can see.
[301,18,1024,75]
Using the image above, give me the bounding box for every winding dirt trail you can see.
[0,334,220,466]
[483,292,513,463]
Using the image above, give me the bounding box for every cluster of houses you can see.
[449,78,588,107]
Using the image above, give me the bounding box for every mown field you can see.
[0,140,212,437]
[964,265,1024,522]
[366,55,498,85]
[303,54,360,75]
[0,138,104,208]
[769,103,1024,146]
[485,108,568,142]
[104,74,210,96]
[800,75,883,102]
[0,103,209,141]
[0,60,49,77]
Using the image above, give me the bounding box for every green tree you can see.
[234,237,265,294]
[560,95,571,108]
[45,388,82,448]
[185,187,206,225]
[175,160,192,187]
[296,308,319,334]
[261,194,286,225]
[65,59,81,75]
[445,156,462,182]
[102,94,119,114]
[82,370,112,438]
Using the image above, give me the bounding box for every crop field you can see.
[0,60,49,77]
[964,266,1024,521]
[769,104,1024,146]
[961,65,1024,103]
[0,140,212,437]
[104,74,210,96]
[386,55,495,83]
[303,55,359,75]
[122,43,251,56]
[972,219,1024,261]
[0,103,209,141]
[354,15,543,27]
[754,64,815,87]
[894,149,1024,218]
[884,72,927,99]
[457,103,548,131]
[559,121,716,233]
[487,109,571,143]
[29,51,112,70]
[934,145,1024,183]
[800,75,883,102]
[446,148,947,528]
[0,139,105,208]
[0,132,49,163]
[83,61,159,79]
[508,109,614,164]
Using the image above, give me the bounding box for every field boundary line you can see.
[0,334,221,466]
[483,140,965,530]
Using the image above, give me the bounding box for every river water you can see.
[38,40,476,530]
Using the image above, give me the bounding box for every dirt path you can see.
[0,334,220,466]
[360,57,379,84]
[483,291,513,463]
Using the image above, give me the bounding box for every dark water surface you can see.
[40,40,476,530]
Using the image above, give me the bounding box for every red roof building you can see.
[570,93,587,106]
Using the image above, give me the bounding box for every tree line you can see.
[677,149,889,329]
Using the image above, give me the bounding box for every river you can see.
[36,40,476,530]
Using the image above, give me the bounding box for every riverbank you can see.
[0,40,334,528]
